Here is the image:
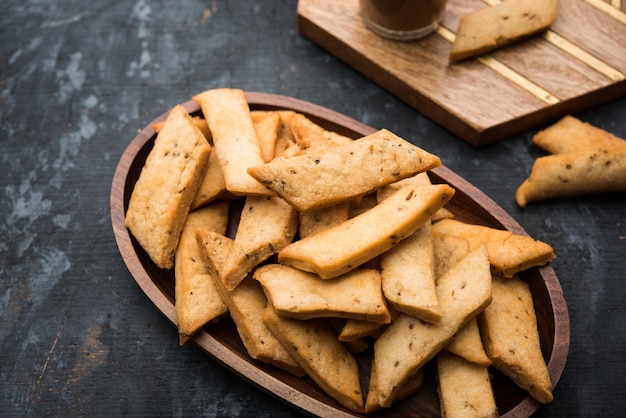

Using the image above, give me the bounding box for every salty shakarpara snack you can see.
[174,202,229,345]
[193,88,271,196]
[432,218,555,278]
[450,0,559,62]
[380,221,440,323]
[125,89,559,413]
[517,116,626,207]
[367,245,492,408]
[247,128,441,212]
[217,195,298,290]
[516,147,626,207]
[436,351,498,417]
[279,184,454,279]
[254,264,390,323]
[262,304,364,412]
[125,104,211,269]
[480,275,553,404]
[196,228,304,376]
[532,115,626,154]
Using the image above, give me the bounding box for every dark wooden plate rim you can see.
[110,92,570,417]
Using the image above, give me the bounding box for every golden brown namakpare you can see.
[247,128,441,212]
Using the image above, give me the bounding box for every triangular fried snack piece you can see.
[279,184,454,279]
[262,304,364,413]
[480,275,553,404]
[432,218,555,277]
[248,129,441,212]
[195,229,303,377]
[125,104,211,269]
[175,202,229,345]
[368,245,492,408]
[450,0,559,62]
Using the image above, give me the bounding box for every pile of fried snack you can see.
[516,115,626,207]
[125,88,557,415]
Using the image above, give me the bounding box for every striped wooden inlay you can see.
[297,0,626,145]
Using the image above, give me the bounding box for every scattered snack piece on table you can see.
[125,104,211,269]
[480,275,554,404]
[175,202,229,345]
[518,116,626,207]
[450,0,560,62]
[532,115,626,154]
[436,351,498,418]
[432,218,555,277]
[516,147,626,207]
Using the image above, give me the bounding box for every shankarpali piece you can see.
[290,114,354,153]
[248,128,441,212]
[532,115,626,154]
[273,110,299,157]
[432,231,470,280]
[377,171,454,225]
[480,274,553,404]
[191,109,284,210]
[195,228,304,376]
[299,202,350,239]
[445,318,491,367]
[515,147,626,207]
[175,202,229,345]
[251,110,281,163]
[125,104,211,269]
[293,123,352,239]
[254,264,391,324]
[433,231,491,366]
[191,148,237,210]
[262,304,365,413]
[291,116,338,153]
[338,308,399,342]
[450,0,560,62]
[217,195,298,290]
[436,351,498,418]
[279,184,455,279]
[153,115,212,141]
[380,221,440,323]
[192,88,271,196]
[432,218,555,278]
[367,245,492,408]
[365,361,424,414]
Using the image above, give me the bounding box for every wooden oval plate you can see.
[110,92,570,417]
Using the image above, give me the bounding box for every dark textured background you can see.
[1,1,625,416]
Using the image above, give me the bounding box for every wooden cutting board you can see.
[297,0,626,146]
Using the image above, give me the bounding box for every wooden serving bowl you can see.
[110,92,570,417]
